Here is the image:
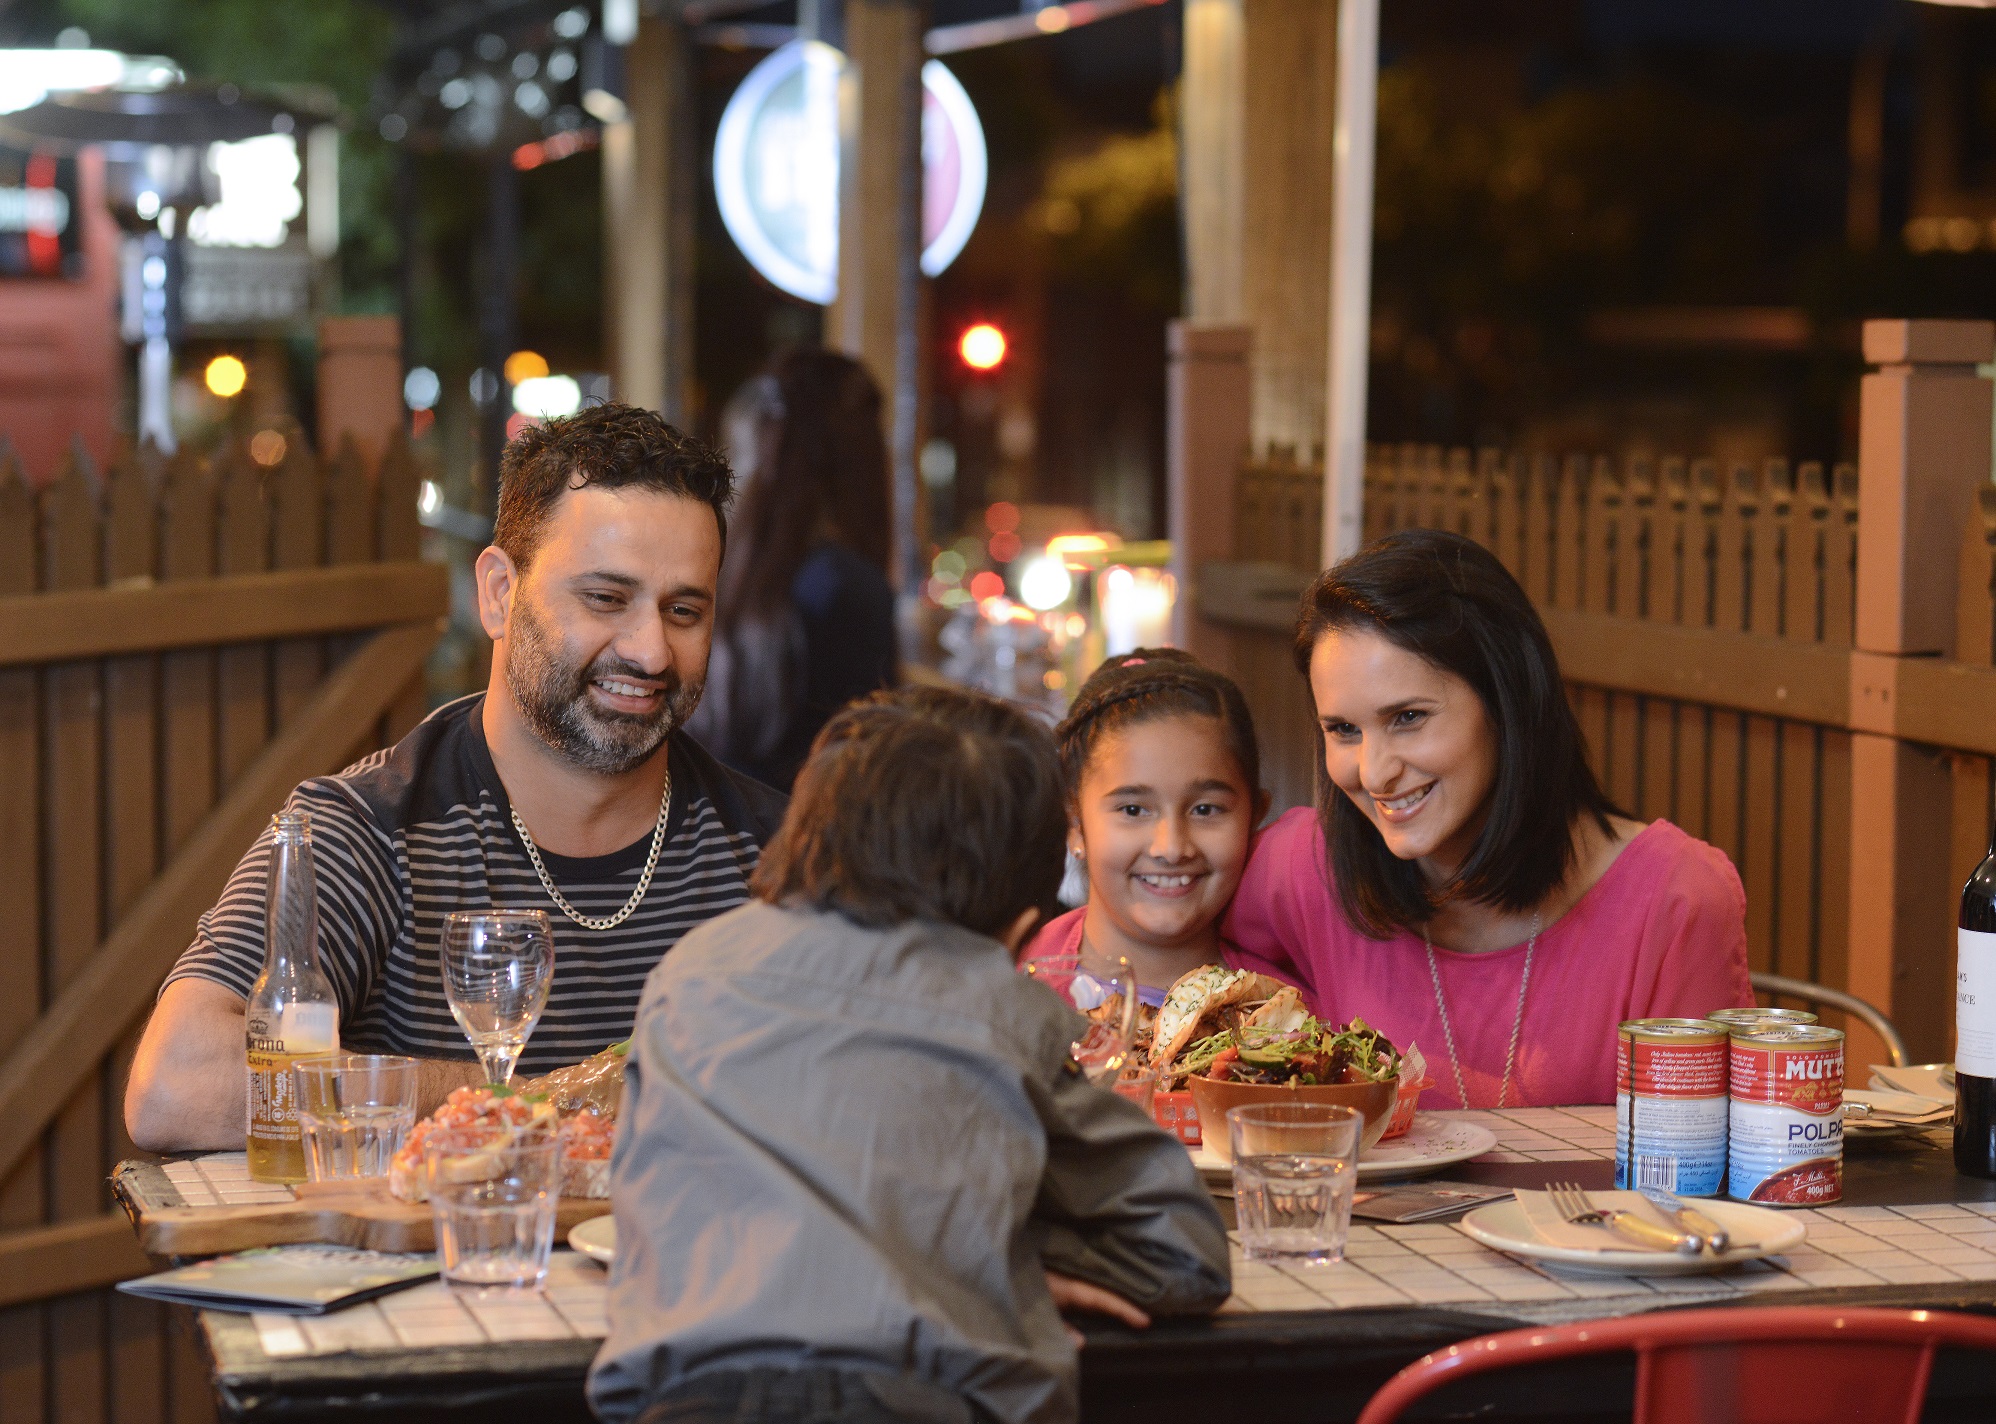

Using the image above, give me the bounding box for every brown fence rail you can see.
[0,429,443,1424]
[1207,322,1996,1075]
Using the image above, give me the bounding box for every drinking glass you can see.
[1228,1103,1362,1264]
[424,1126,561,1290]
[1020,953,1140,1084]
[293,1054,418,1182]
[440,910,555,1085]
[1112,1065,1160,1116]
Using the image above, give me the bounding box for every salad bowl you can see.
[1188,1075,1397,1161]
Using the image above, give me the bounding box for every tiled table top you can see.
[253,1251,608,1357]
[1219,1202,1996,1323]
[235,1106,1991,1359]
[162,1154,295,1208]
[1461,1104,1618,1162]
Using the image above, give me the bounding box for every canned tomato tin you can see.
[1728,1025,1844,1206]
[1616,1018,1729,1197]
[1706,1007,1819,1032]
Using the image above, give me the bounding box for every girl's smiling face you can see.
[1308,626,1498,883]
[1074,715,1257,959]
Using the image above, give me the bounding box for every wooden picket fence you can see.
[0,428,444,1423]
[1216,437,1996,1066]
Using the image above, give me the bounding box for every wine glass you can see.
[1021,952,1140,1085]
[440,910,555,1085]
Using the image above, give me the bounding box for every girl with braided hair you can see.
[1020,649,1268,1003]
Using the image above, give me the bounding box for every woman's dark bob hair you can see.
[750,685,1066,938]
[1294,528,1618,937]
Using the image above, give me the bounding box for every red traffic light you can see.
[959,323,1007,371]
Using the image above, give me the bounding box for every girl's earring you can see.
[1058,844,1088,908]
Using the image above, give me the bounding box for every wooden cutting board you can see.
[113,1159,611,1256]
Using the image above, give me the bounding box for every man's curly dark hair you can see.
[492,402,735,569]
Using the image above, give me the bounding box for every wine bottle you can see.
[246,812,339,1183]
[1955,823,1996,1178]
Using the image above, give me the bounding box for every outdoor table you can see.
[118,1108,1996,1423]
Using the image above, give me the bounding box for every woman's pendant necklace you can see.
[1423,912,1540,1110]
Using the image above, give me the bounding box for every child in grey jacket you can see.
[588,687,1231,1424]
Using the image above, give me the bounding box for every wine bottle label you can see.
[1958,929,1996,1077]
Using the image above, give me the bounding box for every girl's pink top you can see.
[1021,907,1086,967]
[1018,909,1175,1008]
[1021,910,1221,1010]
[1220,809,1753,1109]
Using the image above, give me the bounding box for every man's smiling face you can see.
[499,482,722,775]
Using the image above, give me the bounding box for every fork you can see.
[1546,1181,1703,1255]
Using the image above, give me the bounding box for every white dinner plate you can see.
[1459,1197,1806,1276]
[569,1214,616,1265]
[1189,1114,1498,1183]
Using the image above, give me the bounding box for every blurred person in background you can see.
[688,349,899,789]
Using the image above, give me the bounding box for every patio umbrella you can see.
[0,83,331,453]
[0,82,323,156]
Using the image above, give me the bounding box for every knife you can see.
[1639,1187,1731,1253]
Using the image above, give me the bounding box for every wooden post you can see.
[315,316,402,471]
[1180,0,1244,328]
[1167,323,1251,668]
[602,13,693,424]
[833,0,927,591]
[1849,318,1996,1064]
[1323,0,1379,564]
[1241,0,1337,458]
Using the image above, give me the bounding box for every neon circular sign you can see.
[714,39,988,306]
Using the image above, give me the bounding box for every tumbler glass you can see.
[424,1126,561,1289]
[1112,1065,1161,1116]
[1227,1103,1362,1264]
[293,1053,419,1182]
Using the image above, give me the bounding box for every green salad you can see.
[1176,1015,1400,1087]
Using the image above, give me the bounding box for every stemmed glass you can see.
[440,910,555,1086]
[1020,952,1141,1085]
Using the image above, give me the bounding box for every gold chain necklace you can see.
[509,772,671,932]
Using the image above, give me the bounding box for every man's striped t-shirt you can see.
[165,695,788,1074]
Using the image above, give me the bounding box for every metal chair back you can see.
[1354,1306,1996,1424]
[1751,970,1910,1068]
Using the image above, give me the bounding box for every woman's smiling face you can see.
[1074,715,1255,953]
[1308,626,1498,882]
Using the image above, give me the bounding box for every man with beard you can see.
[126,405,788,1151]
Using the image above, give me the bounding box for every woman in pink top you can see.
[1223,530,1752,1108]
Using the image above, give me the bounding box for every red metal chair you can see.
[1353,1306,1996,1424]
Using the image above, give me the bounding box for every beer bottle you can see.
[246,812,338,1182]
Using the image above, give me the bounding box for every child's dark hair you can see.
[1054,648,1261,803]
[751,685,1066,938]
[1294,528,1620,937]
